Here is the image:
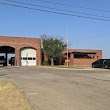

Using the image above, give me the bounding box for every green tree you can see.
[41,34,66,66]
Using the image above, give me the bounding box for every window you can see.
[28,57,32,60]
[23,57,27,60]
[74,52,96,59]
[33,58,36,60]
[21,57,36,60]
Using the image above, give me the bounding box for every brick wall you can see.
[0,36,41,66]
[63,49,102,67]
[70,59,98,66]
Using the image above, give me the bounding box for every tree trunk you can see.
[51,58,54,66]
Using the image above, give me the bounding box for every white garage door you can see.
[21,48,36,66]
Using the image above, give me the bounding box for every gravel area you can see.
[0,66,110,110]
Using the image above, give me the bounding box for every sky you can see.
[0,0,110,58]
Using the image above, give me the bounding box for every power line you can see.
[71,34,110,47]
[103,52,110,54]
[103,50,110,51]
[33,0,110,13]
[0,2,110,21]
[73,33,110,42]
[4,0,110,19]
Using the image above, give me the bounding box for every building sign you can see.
[65,60,70,62]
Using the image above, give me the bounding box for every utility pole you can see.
[66,25,69,67]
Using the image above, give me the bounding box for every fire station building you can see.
[0,36,41,66]
[0,36,102,67]
[62,49,102,66]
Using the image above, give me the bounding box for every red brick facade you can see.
[63,49,102,66]
[43,49,102,66]
[0,36,102,67]
[0,36,41,66]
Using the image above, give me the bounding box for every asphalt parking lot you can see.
[0,66,110,110]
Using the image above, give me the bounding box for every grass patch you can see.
[57,66,83,69]
[43,65,83,69]
[0,80,34,110]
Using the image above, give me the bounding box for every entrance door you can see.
[21,48,36,66]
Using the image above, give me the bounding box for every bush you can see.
[42,61,50,66]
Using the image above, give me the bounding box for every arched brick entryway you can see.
[0,36,41,66]
[0,46,15,66]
